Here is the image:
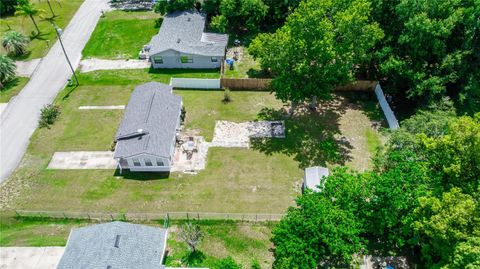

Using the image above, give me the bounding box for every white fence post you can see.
[170,78,221,89]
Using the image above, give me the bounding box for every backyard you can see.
[82,10,160,59]
[0,217,275,269]
[0,0,85,60]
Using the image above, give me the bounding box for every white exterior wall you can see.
[150,50,223,69]
[126,154,171,172]
[170,78,221,89]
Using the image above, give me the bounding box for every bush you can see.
[0,55,16,88]
[214,257,242,269]
[251,259,261,269]
[222,88,231,103]
[210,14,227,33]
[2,30,30,56]
[39,104,60,128]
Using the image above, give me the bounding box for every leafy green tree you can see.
[272,171,365,268]
[154,0,196,15]
[372,0,480,112]
[0,55,16,88]
[448,237,480,269]
[15,1,44,35]
[413,188,480,267]
[0,0,27,16]
[202,0,220,17]
[209,14,227,33]
[263,0,300,24]
[2,31,30,56]
[249,0,383,104]
[219,0,268,32]
[214,257,242,269]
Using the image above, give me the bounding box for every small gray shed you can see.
[57,221,168,269]
[303,166,329,192]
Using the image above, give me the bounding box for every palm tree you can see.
[2,31,30,56]
[15,1,45,35]
[0,55,16,89]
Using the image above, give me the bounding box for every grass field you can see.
[0,0,85,60]
[0,77,29,103]
[0,217,275,269]
[82,10,160,59]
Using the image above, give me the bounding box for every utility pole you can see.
[53,24,79,86]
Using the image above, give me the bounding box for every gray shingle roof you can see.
[57,221,167,269]
[304,166,329,192]
[149,10,228,57]
[114,82,182,159]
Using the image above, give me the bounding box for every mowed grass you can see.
[223,46,265,78]
[0,77,29,103]
[0,0,85,60]
[82,10,160,59]
[0,217,274,268]
[5,69,301,214]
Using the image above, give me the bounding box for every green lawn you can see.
[0,0,85,60]
[0,77,29,103]
[0,216,274,269]
[223,46,265,78]
[82,10,160,59]
[4,69,301,214]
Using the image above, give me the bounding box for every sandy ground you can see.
[0,247,64,269]
[47,151,117,169]
[211,120,285,147]
[79,58,150,73]
[15,59,42,78]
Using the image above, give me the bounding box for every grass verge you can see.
[0,77,29,103]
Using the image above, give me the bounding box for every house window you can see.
[153,56,163,64]
[180,56,193,63]
[156,158,164,167]
[145,158,153,166]
[132,158,141,166]
[211,57,218,62]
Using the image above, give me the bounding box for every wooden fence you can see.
[221,78,272,90]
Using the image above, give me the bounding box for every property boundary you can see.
[14,210,284,222]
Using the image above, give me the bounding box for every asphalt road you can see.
[0,0,110,183]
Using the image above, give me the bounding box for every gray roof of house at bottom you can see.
[149,10,228,57]
[304,166,329,192]
[114,82,182,159]
[56,221,167,269]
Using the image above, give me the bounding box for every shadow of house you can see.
[250,99,354,169]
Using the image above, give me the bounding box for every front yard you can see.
[82,10,160,59]
[0,77,29,103]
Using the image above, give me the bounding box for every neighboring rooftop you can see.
[304,166,329,192]
[57,221,168,269]
[114,82,182,159]
[149,10,228,56]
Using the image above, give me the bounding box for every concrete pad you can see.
[0,103,7,117]
[47,151,117,169]
[211,120,285,147]
[79,58,150,73]
[78,105,125,110]
[0,247,64,269]
[15,59,42,77]
[171,136,209,172]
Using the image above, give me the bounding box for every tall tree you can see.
[154,0,196,15]
[218,0,268,32]
[249,0,383,104]
[15,1,44,35]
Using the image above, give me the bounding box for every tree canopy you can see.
[249,0,383,103]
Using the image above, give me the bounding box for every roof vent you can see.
[137,129,143,133]
[187,17,191,22]
[114,235,121,248]
[177,38,181,43]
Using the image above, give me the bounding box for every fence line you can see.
[14,210,284,222]
[221,78,272,90]
[170,78,221,89]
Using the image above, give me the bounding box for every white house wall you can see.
[126,154,171,172]
[150,50,223,69]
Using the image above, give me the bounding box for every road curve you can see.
[0,0,110,183]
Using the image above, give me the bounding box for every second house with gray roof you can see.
[114,82,182,172]
[147,10,228,69]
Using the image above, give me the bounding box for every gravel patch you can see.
[211,120,285,147]
[47,151,117,169]
[79,58,150,73]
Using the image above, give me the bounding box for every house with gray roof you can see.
[57,221,168,269]
[303,166,329,193]
[147,10,228,69]
[114,82,182,172]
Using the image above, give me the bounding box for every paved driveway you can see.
[47,151,117,169]
[0,247,64,269]
[0,0,111,183]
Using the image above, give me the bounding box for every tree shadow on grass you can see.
[250,99,354,168]
[113,169,170,181]
[181,250,206,267]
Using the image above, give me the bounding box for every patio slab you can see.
[0,247,64,269]
[47,151,117,169]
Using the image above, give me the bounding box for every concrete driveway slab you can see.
[0,247,64,269]
[47,151,117,169]
[79,58,150,73]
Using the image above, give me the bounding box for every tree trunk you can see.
[29,15,40,34]
[309,95,318,110]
